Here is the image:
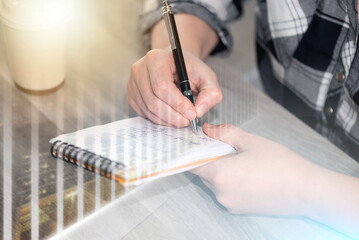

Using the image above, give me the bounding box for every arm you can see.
[150,14,218,59]
[309,170,359,238]
[192,123,359,239]
[127,0,242,127]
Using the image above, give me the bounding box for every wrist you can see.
[150,20,203,58]
[150,14,218,60]
[299,168,327,219]
[304,168,359,238]
[285,161,331,218]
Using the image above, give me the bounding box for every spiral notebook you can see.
[49,117,236,185]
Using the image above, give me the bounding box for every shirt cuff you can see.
[139,1,237,56]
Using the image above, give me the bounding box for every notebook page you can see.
[50,117,236,182]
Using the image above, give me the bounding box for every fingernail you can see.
[185,110,196,120]
[196,104,208,117]
[204,123,214,128]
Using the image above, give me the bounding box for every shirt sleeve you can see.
[139,0,244,56]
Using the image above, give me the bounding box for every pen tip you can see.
[191,119,198,134]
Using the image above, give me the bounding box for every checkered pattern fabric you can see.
[140,0,359,159]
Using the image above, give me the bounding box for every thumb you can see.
[195,87,223,117]
[203,123,249,151]
[190,66,222,118]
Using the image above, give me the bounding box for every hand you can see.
[192,123,322,216]
[127,49,222,127]
[192,123,359,238]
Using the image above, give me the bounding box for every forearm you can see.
[150,14,219,60]
[306,168,359,238]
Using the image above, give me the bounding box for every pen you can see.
[162,0,198,133]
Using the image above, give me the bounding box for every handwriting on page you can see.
[80,118,214,171]
[51,117,235,184]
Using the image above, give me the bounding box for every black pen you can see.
[162,0,198,133]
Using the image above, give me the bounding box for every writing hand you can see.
[127,49,222,127]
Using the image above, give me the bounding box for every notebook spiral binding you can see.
[50,140,125,179]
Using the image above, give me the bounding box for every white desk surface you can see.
[0,0,358,239]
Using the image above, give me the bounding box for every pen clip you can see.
[162,3,177,50]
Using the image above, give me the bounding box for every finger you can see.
[146,50,197,121]
[203,123,250,151]
[128,53,190,127]
[136,77,190,127]
[128,76,179,127]
[128,59,152,116]
[189,65,222,117]
[135,58,190,127]
[198,176,217,193]
[127,76,149,115]
[127,77,147,113]
[126,92,145,116]
[127,94,169,126]
[191,154,238,188]
[195,87,223,117]
[130,57,189,127]
[190,165,217,193]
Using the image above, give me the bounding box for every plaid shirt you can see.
[140,0,359,159]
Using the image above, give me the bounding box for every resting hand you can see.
[193,123,359,238]
[192,123,319,216]
[127,49,222,127]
